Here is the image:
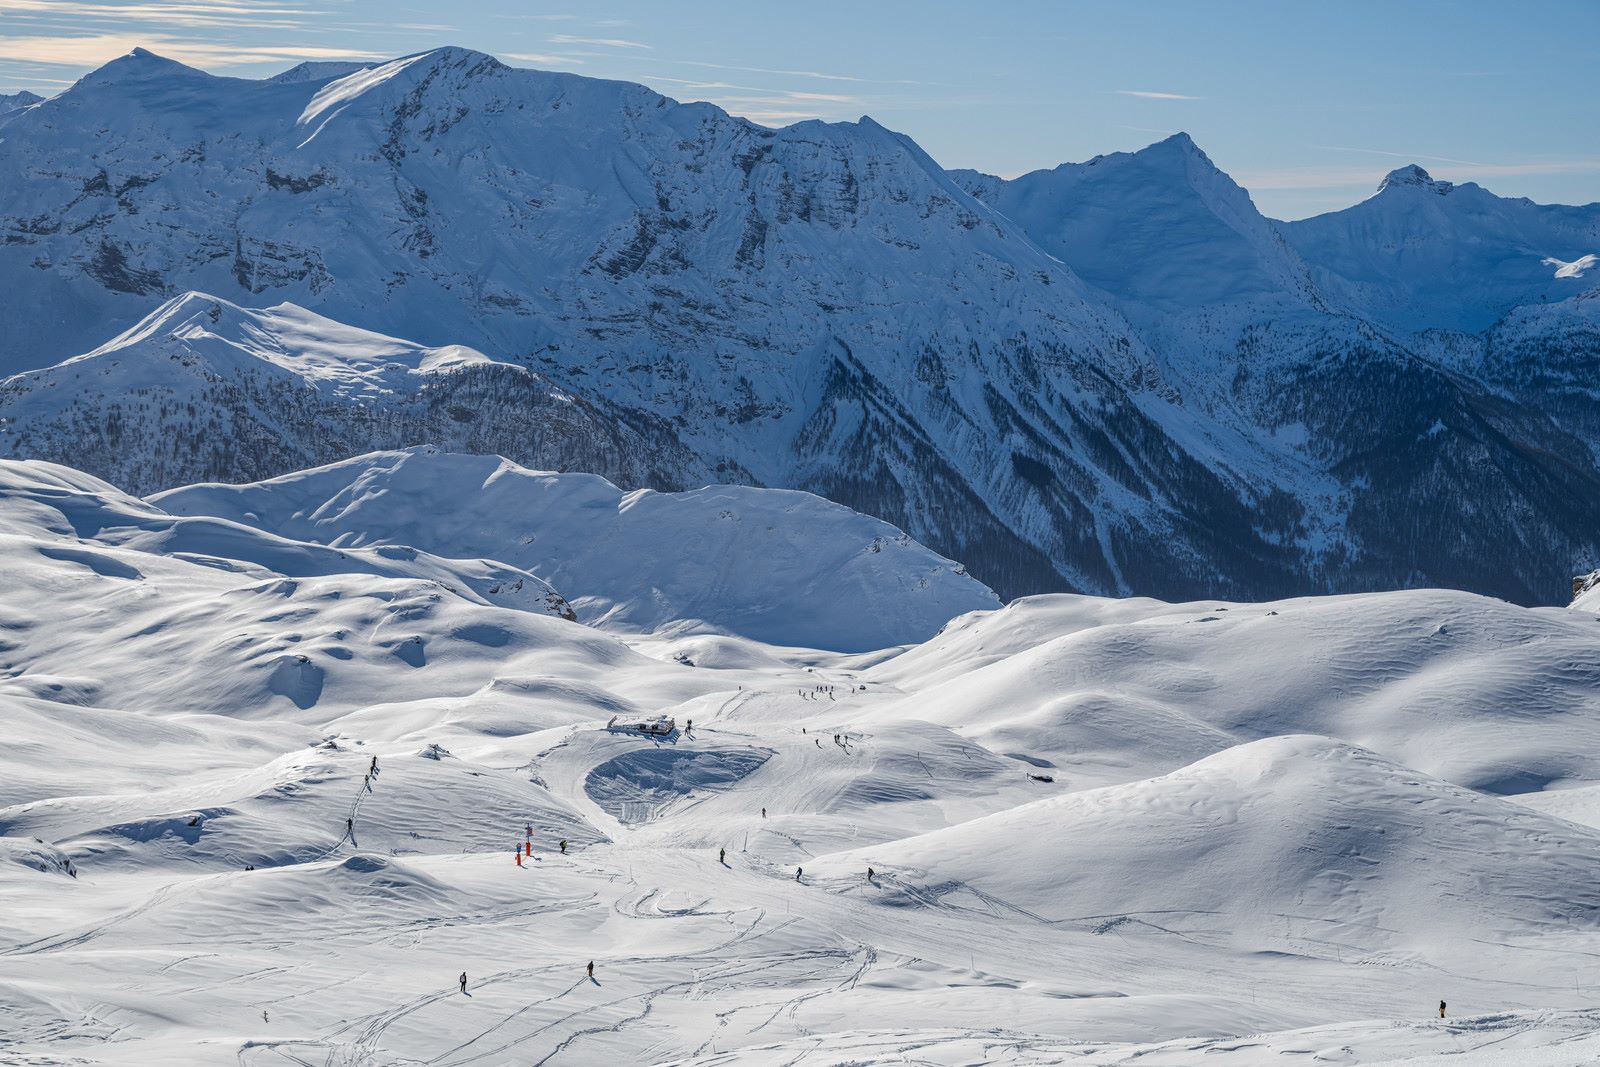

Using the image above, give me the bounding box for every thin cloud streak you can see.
[1314,144,1489,167]
[548,34,649,49]
[1113,89,1200,100]
[504,52,585,67]
[0,33,377,67]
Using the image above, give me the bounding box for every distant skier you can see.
[346,817,353,835]
[1439,1000,1446,1019]
[587,961,594,979]
[370,755,378,774]
[719,847,726,865]
[262,1009,269,1023]
[559,839,568,854]
[867,867,875,882]
[686,719,693,732]
[459,972,468,994]
[795,867,803,881]
[761,807,766,818]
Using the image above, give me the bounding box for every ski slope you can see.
[4,455,1600,1064]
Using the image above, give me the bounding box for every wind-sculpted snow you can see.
[154,447,1001,651]
[815,736,1600,938]
[869,590,1600,793]
[5,456,1600,1062]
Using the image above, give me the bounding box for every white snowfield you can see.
[154,446,999,652]
[4,456,1600,1064]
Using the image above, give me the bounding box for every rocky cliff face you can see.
[3,47,1599,604]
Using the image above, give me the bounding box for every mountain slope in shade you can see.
[952,133,1323,317]
[0,90,42,115]
[153,447,1001,652]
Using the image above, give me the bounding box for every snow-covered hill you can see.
[5,453,1600,1063]
[6,48,1600,606]
[153,447,1000,651]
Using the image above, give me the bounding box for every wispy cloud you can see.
[0,0,308,30]
[678,59,867,84]
[1314,144,1488,167]
[503,52,584,67]
[1112,89,1200,100]
[0,32,375,67]
[548,34,648,49]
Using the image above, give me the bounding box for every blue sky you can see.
[1,0,1595,218]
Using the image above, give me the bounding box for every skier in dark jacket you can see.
[719,847,726,865]
[459,972,468,994]
[587,961,595,979]
[1439,1000,1446,1018]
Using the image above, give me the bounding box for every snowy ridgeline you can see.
[2,48,1600,607]
[4,452,1600,1063]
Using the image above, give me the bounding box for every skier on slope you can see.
[1439,1000,1446,1018]
[346,817,353,834]
[587,961,595,979]
[459,972,468,994]
[761,807,766,818]
[559,839,568,854]
[867,867,875,882]
[795,867,803,881]
[719,847,726,865]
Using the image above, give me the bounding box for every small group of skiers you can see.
[798,685,838,701]
[515,829,570,865]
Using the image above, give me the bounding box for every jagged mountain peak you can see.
[1376,163,1456,195]
[0,89,42,111]
[268,60,374,85]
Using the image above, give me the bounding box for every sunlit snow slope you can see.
[4,455,1600,1065]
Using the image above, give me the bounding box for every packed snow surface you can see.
[6,455,1600,1064]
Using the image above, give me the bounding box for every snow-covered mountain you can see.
[7,451,1600,1063]
[154,448,999,651]
[0,89,42,116]
[1285,164,1600,334]
[0,291,708,494]
[3,47,1600,605]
